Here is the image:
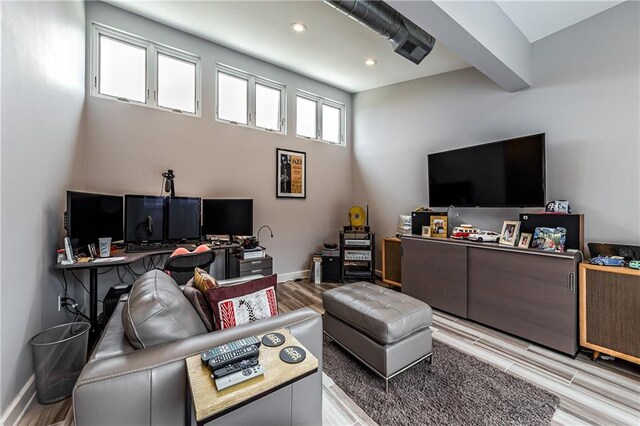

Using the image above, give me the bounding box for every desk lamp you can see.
[257,225,274,248]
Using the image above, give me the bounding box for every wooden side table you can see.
[382,237,402,287]
[185,328,318,425]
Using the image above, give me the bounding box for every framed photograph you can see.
[430,216,448,238]
[422,226,431,238]
[276,148,306,199]
[499,221,521,246]
[518,233,532,248]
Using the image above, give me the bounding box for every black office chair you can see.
[163,249,216,286]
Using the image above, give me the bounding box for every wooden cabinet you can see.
[229,255,273,278]
[401,236,580,355]
[580,263,640,364]
[467,248,578,355]
[401,237,468,318]
[382,238,402,287]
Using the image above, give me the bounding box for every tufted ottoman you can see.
[322,282,432,391]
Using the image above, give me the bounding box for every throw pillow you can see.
[194,267,217,294]
[122,270,207,349]
[183,279,214,332]
[207,274,278,330]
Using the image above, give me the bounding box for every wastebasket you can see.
[30,322,90,404]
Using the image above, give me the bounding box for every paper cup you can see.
[98,237,112,258]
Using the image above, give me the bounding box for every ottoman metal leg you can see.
[325,330,433,392]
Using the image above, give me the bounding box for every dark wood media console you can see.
[401,236,581,355]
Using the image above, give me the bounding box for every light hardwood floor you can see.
[19,279,640,425]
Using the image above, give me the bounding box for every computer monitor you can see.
[166,197,201,241]
[202,199,253,240]
[66,191,124,248]
[124,195,165,243]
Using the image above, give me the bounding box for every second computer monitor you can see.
[166,196,201,241]
[124,195,165,243]
[202,199,253,240]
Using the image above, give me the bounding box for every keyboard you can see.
[125,242,177,253]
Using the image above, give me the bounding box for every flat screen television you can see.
[202,199,253,239]
[124,195,166,242]
[165,197,201,241]
[428,134,546,207]
[66,191,124,247]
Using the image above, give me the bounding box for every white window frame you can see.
[296,90,346,146]
[215,63,287,135]
[90,22,202,117]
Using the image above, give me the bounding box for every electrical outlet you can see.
[58,294,63,312]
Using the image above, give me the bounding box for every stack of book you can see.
[241,246,266,259]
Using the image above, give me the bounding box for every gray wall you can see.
[82,2,353,279]
[0,1,86,413]
[352,2,639,258]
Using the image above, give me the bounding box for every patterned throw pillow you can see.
[207,275,278,330]
[194,267,217,294]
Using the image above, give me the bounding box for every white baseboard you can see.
[277,270,309,283]
[1,374,36,426]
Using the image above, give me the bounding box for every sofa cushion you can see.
[122,270,207,349]
[183,279,214,332]
[206,274,278,330]
[322,282,432,345]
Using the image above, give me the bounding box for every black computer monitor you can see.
[202,199,253,240]
[166,197,201,241]
[124,195,165,243]
[66,191,124,248]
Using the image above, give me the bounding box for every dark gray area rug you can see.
[323,338,559,426]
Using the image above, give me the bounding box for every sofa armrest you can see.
[73,307,322,425]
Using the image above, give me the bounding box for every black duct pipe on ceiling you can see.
[323,0,436,65]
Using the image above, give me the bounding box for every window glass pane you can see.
[256,84,281,131]
[297,96,317,138]
[218,71,248,124]
[99,35,146,102]
[158,53,196,113]
[322,104,341,143]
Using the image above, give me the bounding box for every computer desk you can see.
[54,242,240,344]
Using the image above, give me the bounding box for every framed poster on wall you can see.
[276,148,306,199]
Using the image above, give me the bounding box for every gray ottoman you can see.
[323,282,432,391]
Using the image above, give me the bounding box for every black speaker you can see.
[322,255,341,283]
[519,213,584,252]
[411,211,447,235]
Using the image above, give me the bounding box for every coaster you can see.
[279,346,306,364]
[262,332,285,347]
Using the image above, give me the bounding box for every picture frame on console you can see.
[430,216,447,238]
[276,148,306,199]
[499,221,521,246]
[422,226,431,238]
[518,233,532,248]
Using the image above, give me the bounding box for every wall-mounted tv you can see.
[428,134,546,207]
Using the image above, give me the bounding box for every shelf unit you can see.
[340,231,375,283]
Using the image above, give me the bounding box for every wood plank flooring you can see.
[19,279,640,425]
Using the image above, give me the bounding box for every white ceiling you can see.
[496,0,625,42]
[107,1,626,93]
[106,0,471,93]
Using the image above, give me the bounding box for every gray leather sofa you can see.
[72,275,323,425]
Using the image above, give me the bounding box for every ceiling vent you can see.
[324,0,436,65]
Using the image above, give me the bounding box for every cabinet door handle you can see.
[568,272,576,293]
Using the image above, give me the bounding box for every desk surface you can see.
[186,328,318,423]
[54,242,240,270]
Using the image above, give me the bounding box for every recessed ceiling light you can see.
[291,23,307,33]
[365,58,378,66]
